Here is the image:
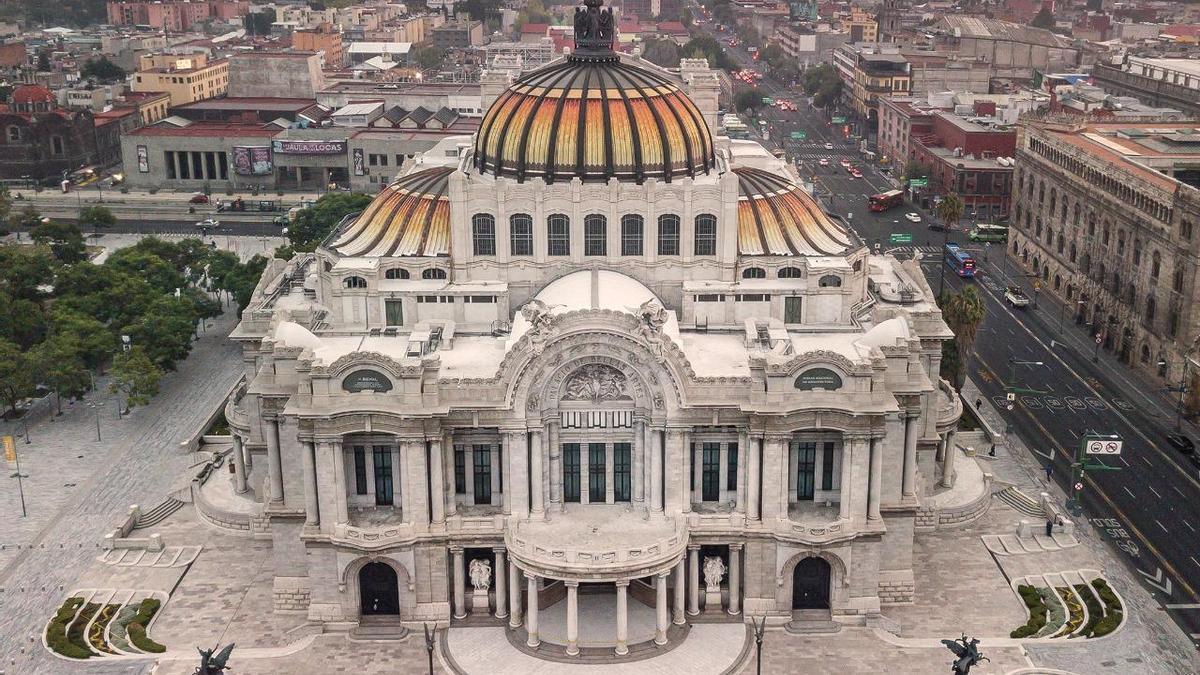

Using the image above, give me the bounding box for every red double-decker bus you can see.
[868,189,903,212]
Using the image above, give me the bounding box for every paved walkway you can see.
[0,309,244,675]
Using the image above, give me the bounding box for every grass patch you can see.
[1010,584,1048,638]
[66,602,100,656]
[1089,579,1123,637]
[46,597,91,659]
[126,598,165,653]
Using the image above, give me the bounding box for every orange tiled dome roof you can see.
[329,166,452,257]
[11,84,55,106]
[734,168,855,256]
[473,57,716,184]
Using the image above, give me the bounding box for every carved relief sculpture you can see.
[561,364,632,402]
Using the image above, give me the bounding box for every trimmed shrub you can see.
[1037,587,1065,637]
[1076,584,1104,637]
[1090,579,1123,637]
[46,598,91,659]
[66,603,100,655]
[126,598,165,654]
[1010,584,1049,638]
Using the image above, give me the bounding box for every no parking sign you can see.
[1085,439,1123,455]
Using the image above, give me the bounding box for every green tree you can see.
[110,346,161,408]
[0,290,47,349]
[287,192,373,251]
[904,161,932,180]
[935,192,965,229]
[413,46,445,71]
[1031,6,1054,30]
[80,57,126,83]
[734,89,763,113]
[642,38,681,68]
[681,36,733,70]
[120,295,200,370]
[0,338,34,417]
[104,248,184,293]
[0,187,11,236]
[37,51,50,72]
[9,202,42,232]
[31,220,87,264]
[243,10,274,35]
[48,307,115,371]
[78,205,116,237]
[0,246,54,301]
[514,0,551,31]
[939,286,987,389]
[224,255,270,313]
[31,334,89,415]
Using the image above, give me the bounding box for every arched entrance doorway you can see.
[360,562,399,615]
[791,557,831,610]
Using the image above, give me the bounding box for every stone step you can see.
[349,618,409,641]
[784,619,842,635]
[994,487,1044,518]
[132,497,185,529]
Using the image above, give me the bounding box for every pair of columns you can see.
[451,547,509,620]
[683,544,743,616]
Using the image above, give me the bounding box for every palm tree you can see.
[935,192,965,296]
[940,286,987,389]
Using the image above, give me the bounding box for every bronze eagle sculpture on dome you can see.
[573,0,615,52]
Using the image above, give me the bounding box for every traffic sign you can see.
[908,177,929,188]
[1095,336,1103,344]
[831,116,846,123]
[1075,482,1083,491]
[889,232,913,244]
[790,130,807,140]
[1086,439,1123,455]
[763,97,775,105]
[1006,392,1016,402]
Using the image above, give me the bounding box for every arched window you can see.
[1117,231,1126,256]
[778,267,803,278]
[1088,219,1096,237]
[620,214,643,256]
[818,274,842,288]
[694,214,717,255]
[1145,295,1156,322]
[344,276,367,289]
[1054,274,1062,290]
[852,260,862,272]
[471,213,496,256]
[422,268,447,280]
[1151,251,1161,278]
[384,268,409,279]
[1102,222,1111,246]
[324,260,333,272]
[584,214,607,256]
[742,267,766,279]
[657,214,680,256]
[1080,253,1091,275]
[547,213,570,256]
[509,213,533,256]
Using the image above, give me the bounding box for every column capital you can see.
[615,579,630,588]
[523,570,538,581]
[763,432,792,443]
[687,543,701,552]
[564,580,579,588]
[728,543,743,552]
[657,570,672,579]
[493,546,507,555]
[450,545,464,555]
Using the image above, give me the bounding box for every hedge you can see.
[1090,579,1124,637]
[1076,583,1104,637]
[126,598,165,653]
[66,603,101,655]
[45,598,91,659]
[1010,584,1049,638]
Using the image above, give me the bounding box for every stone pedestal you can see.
[704,589,723,614]
[471,588,490,614]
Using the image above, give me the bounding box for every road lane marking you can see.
[1184,520,1195,532]
[1120,456,1131,467]
[1143,455,1153,466]
[1149,485,1163,499]
[1156,519,1169,533]
[1167,602,1200,608]
[1124,486,1136,499]
[1175,486,1187,498]
[1192,556,1200,567]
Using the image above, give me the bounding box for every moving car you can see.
[1165,433,1195,455]
[824,142,834,150]
[189,193,210,204]
[818,158,829,166]
[904,212,922,223]
[1004,286,1030,308]
[850,169,862,178]
[840,158,851,167]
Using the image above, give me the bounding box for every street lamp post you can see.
[752,616,766,675]
[11,441,28,517]
[1161,359,1189,431]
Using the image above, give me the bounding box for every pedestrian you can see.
[1045,518,1054,537]
[1044,463,1053,481]
[975,398,982,410]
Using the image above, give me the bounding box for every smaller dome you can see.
[273,321,321,351]
[329,166,451,257]
[735,168,855,257]
[11,84,54,106]
[856,317,911,350]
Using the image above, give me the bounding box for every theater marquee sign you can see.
[271,139,347,155]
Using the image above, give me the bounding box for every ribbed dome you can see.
[329,166,451,257]
[473,58,715,184]
[735,168,855,257]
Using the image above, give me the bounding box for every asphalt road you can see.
[10,218,284,237]
[931,250,1200,645]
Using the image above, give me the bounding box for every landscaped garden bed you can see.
[46,597,90,659]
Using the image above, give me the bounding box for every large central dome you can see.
[473,5,715,184]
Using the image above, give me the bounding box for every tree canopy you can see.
[680,36,734,71]
[413,46,445,71]
[803,64,843,109]
[286,192,374,252]
[734,89,763,113]
[642,39,681,68]
[80,57,126,83]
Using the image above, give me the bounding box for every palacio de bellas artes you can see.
[217,2,963,660]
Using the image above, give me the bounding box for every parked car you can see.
[927,223,946,232]
[189,193,210,204]
[1165,433,1195,455]
[904,212,922,223]
[818,158,829,166]
[824,142,834,150]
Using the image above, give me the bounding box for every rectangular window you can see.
[695,215,717,255]
[372,445,393,506]
[727,442,738,492]
[165,151,176,180]
[658,215,680,255]
[472,216,496,256]
[584,216,607,256]
[384,299,403,326]
[464,295,496,303]
[614,443,631,502]
[472,444,492,505]
[689,442,696,491]
[695,294,724,302]
[510,216,533,256]
[548,214,570,256]
[354,446,368,495]
[701,442,720,501]
[369,154,379,166]
[784,296,803,323]
[563,443,581,502]
[795,442,816,501]
[588,442,606,502]
[821,442,835,491]
[453,444,466,494]
[621,216,643,256]
[736,294,770,302]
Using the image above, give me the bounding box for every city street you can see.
[932,250,1200,647]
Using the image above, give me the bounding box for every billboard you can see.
[232,146,273,176]
[136,145,149,173]
[271,139,347,155]
[352,148,365,176]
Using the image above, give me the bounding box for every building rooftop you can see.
[127,121,279,138]
[941,15,1075,49]
[1127,56,1200,78]
[172,97,320,112]
[1045,121,1200,191]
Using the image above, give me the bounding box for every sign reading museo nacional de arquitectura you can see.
[794,367,844,390]
[271,139,348,155]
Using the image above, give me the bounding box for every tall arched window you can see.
[344,276,367,289]
[1145,295,1156,322]
[778,267,803,278]
[547,214,571,256]
[1151,251,1161,278]
[694,214,717,255]
[657,214,680,256]
[510,213,533,256]
[384,268,409,279]
[742,267,766,279]
[620,214,643,256]
[1174,268,1185,293]
[422,268,447,280]
[584,214,607,256]
[471,213,496,256]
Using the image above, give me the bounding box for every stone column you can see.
[903,413,918,497]
[400,443,413,522]
[615,580,630,655]
[530,429,545,516]
[410,440,431,526]
[747,435,761,520]
[506,430,529,518]
[728,544,742,615]
[633,420,645,504]
[849,435,870,523]
[508,559,522,629]
[490,445,502,507]
[232,434,248,494]
[430,438,446,525]
[839,440,854,521]
[330,442,348,525]
[494,548,508,619]
[673,558,686,625]
[565,580,580,656]
[650,572,668,645]
[736,430,748,513]
[760,435,785,520]
[548,421,562,511]
[266,417,284,504]
[605,442,615,503]
[868,436,883,521]
[525,572,540,647]
[444,432,458,518]
[687,545,700,615]
[940,429,957,488]
[301,440,319,526]
[650,428,664,513]
[681,429,692,513]
[452,547,466,619]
